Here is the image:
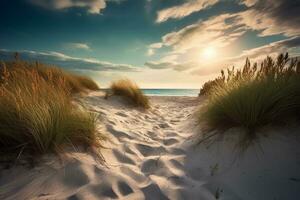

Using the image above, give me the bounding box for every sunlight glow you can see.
[202,47,217,61]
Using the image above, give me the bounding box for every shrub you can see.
[109,79,150,109]
[199,53,300,138]
[0,62,101,157]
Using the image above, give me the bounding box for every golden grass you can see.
[3,61,100,93]
[110,79,150,109]
[199,53,300,146]
[0,61,101,157]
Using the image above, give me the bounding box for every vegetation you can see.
[0,60,101,157]
[109,79,150,109]
[3,61,99,93]
[199,53,300,140]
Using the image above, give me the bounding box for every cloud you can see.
[66,43,91,50]
[29,0,122,14]
[238,0,300,36]
[145,61,197,72]
[148,0,299,73]
[159,14,247,53]
[145,37,300,76]
[147,42,163,56]
[156,0,219,23]
[145,14,248,72]
[228,36,300,65]
[147,49,155,56]
[192,36,300,76]
[0,49,140,72]
[149,43,163,49]
[240,0,258,7]
[153,0,300,53]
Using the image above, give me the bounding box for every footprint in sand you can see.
[135,143,166,157]
[106,124,133,140]
[67,194,81,200]
[60,161,90,188]
[163,138,178,146]
[141,158,168,176]
[90,182,118,198]
[117,181,133,196]
[120,166,148,184]
[158,123,170,129]
[115,112,128,117]
[141,183,169,200]
[112,149,135,165]
[165,131,178,137]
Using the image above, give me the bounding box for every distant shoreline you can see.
[100,88,200,97]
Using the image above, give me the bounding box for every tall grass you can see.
[2,61,99,93]
[0,61,101,157]
[109,79,150,109]
[199,53,300,137]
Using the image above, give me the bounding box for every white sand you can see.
[1,92,300,200]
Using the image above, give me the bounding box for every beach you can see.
[1,92,300,200]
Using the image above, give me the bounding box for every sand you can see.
[1,92,300,200]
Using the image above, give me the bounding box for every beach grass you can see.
[199,53,300,141]
[0,61,101,157]
[109,79,150,109]
[3,61,100,93]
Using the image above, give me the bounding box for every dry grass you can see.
[3,61,99,93]
[199,53,300,146]
[0,61,102,157]
[109,79,150,109]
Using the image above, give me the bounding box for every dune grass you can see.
[0,61,101,157]
[199,53,300,142]
[109,79,150,109]
[3,61,100,93]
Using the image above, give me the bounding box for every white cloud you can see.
[240,0,258,7]
[29,0,122,14]
[0,49,140,72]
[156,0,219,23]
[232,36,300,61]
[148,0,300,74]
[149,43,163,49]
[147,42,163,56]
[147,49,155,56]
[145,60,197,71]
[66,43,91,50]
[191,36,300,76]
[159,14,247,53]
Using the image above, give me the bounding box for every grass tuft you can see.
[199,53,300,145]
[109,79,150,109]
[3,61,100,93]
[0,61,101,157]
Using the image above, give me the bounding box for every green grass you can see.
[0,61,101,157]
[199,53,300,142]
[109,79,150,109]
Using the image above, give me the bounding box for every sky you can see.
[0,0,299,88]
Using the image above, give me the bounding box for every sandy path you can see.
[81,94,205,200]
[1,92,300,200]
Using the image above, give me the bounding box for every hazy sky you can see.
[0,0,299,88]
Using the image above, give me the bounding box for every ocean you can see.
[141,89,199,97]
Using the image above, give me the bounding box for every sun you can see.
[202,47,217,60]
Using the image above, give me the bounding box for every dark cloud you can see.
[239,0,300,36]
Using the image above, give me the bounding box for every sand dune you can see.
[1,92,300,200]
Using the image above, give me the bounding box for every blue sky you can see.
[0,0,299,88]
